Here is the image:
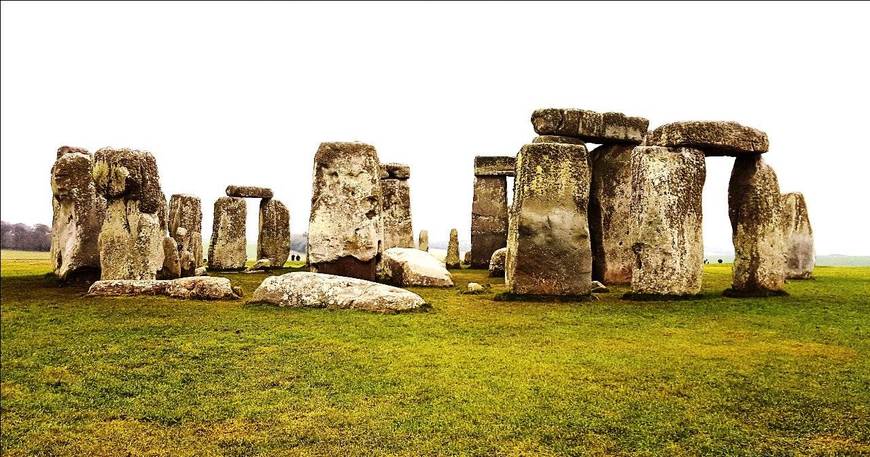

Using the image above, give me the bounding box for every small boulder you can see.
[465,282,486,294]
[380,247,454,287]
[194,266,208,276]
[488,247,507,277]
[591,281,609,293]
[246,258,273,272]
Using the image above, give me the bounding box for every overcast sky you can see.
[2,2,868,255]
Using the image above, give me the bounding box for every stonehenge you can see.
[589,143,635,285]
[168,194,203,275]
[380,163,414,250]
[418,230,429,252]
[531,108,648,144]
[505,142,593,297]
[257,198,290,267]
[646,121,768,156]
[445,228,460,269]
[208,185,290,270]
[470,156,513,268]
[308,142,383,281]
[50,146,105,280]
[208,196,247,270]
[781,192,815,279]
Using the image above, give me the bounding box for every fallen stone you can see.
[781,192,815,279]
[589,143,635,285]
[488,247,507,278]
[646,121,769,156]
[380,163,411,180]
[627,146,705,298]
[246,258,273,272]
[726,155,786,296]
[225,185,273,199]
[474,156,515,177]
[250,272,427,313]
[157,236,181,279]
[308,142,383,280]
[418,230,429,252]
[591,281,609,293]
[465,282,486,294]
[506,142,593,296]
[531,108,648,144]
[470,175,508,267]
[381,176,414,250]
[380,247,453,287]
[208,197,247,270]
[445,229,461,269]
[257,198,290,267]
[87,277,240,300]
[194,266,208,276]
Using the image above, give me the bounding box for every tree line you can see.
[1,221,51,251]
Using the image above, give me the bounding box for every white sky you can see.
[2,2,869,255]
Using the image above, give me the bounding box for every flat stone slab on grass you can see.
[381,247,454,287]
[646,121,769,156]
[531,108,648,144]
[87,277,241,300]
[250,272,427,314]
[225,185,274,199]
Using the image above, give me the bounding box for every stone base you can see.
[50,267,101,285]
[722,288,789,298]
[310,256,378,281]
[494,292,597,303]
[622,293,704,301]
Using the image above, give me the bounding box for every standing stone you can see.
[50,147,106,280]
[257,198,290,268]
[627,147,705,298]
[158,236,181,279]
[781,192,815,279]
[92,147,165,280]
[505,142,593,297]
[589,144,635,285]
[308,142,383,281]
[208,197,247,271]
[380,164,414,250]
[725,155,786,296]
[418,230,429,252]
[531,108,648,144]
[157,192,168,235]
[168,194,203,270]
[470,175,508,267]
[445,228,460,269]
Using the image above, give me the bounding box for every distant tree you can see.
[0,220,52,251]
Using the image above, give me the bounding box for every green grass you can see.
[1,250,868,456]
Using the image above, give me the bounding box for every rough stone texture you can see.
[246,258,273,271]
[470,175,508,268]
[50,147,105,280]
[168,194,203,269]
[628,147,706,297]
[157,192,168,234]
[727,155,786,296]
[92,147,163,214]
[531,108,648,144]
[87,277,241,300]
[532,135,587,145]
[97,200,165,280]
[781,192,815,279]
[157,236,181,279]
[257,198,290,267]
[418,230,429,252]
[445,229,461,269]
[646,121,769,156]
[208,197,247,270]
[591,281,609,293]
[308,142,383,280]
[225,185,273,199]
[589,143,635,285]
[381,177,414,250]
[474,156,515,177]
[380,247,454,287]
[250,272,426,313]
[488,247,507,277]
[194,266,208,276]
[505,142,593,296]
[463,251,471,265]
[380,163,411,180]
[466,282,485,294]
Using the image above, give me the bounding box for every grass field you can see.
[1,249,868,456]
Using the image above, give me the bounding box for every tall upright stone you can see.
[168,194,203,272]
[208,197,247,270]
[726,155,786,296]
[589,143,635,285]
[308,142,383,281]
[418,230,429,252]
[257,198,290,268]
[92,147,165,280]
[380,163,414,250]
[781,192,815,279]
[470,156,514,268]
[50,146,106,280]
[627,146,706,298]
[505,142,593,297]
[445,228,460,269]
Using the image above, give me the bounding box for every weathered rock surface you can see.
[531,108,648,144]
[589,143,635,285]
[380,247,454,287]
[470,175,508,268]
[98,200,165,280]
[157,192,168,234]
[208,197,247,270]
[308,142,383,280]
[157,236,181,279]
[532,135,587,145]
[225,185,273,199]
[92,147,163,214]
[381,175,414,250]
[418,230,429,252]
[466,282,485,294]
[168,194,203,270]
[781,192,815,279]
[628,147,706,297]
[463,251,471,266]
[591,281,609,293]
[379,163,411,180]
[726,155,786,296]
[445,229,461,269]
[245,258,273,272]
[474,156,515,177]
[257,198,290,267]
[506,142,593,296]
[87,276,241,300]
[488,247,507,277]
[646,121,769,156]
[50,147,105,280]
[250,272,426,313]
